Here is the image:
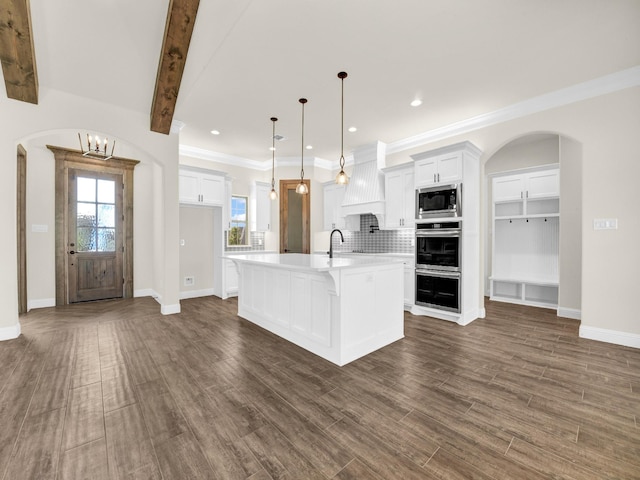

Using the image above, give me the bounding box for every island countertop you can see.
[224,252,404,272]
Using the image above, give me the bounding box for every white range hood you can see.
[341,141,386,226]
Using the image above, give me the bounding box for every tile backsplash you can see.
[333,214,414,254]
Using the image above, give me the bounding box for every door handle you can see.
[69,251,75,255]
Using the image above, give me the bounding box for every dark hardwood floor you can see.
[1,296,639,479]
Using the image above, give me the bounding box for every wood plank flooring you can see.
[1,296,639,479]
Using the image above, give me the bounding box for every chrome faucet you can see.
[329,229,344,259]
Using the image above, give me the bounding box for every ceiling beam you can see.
[0,0,38,104]
[150,0,200,134]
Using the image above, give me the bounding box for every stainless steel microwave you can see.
[416,183,462,220]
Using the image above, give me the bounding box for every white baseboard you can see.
[134,289,157,299]
[27,298,56,311]
[579,325,640,349]
[478,307,486,319]
[558,307,581,320]
[0,322,21,341]
[161,303,181,315]
[179,288,215,300]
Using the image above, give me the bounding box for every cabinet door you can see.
[323,184,345,230]
[493,174,524,203]
[404,264,415,307]
[384,171,404,228]
[526,169,559,199]
[224,259,238,296]
[384,169,415,228]
[402,170,415,227]
[436,152,462,184]
[200,174,225,205]
[179,172,201,204]
[414,158,438,187]
[255,183,271,231]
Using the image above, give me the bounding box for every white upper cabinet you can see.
[414,151,462,187]
[179,168,226,206]
[493,167,560,217]
[527,169,560,199]
[384,165,415,229]
[493,175,525,203]
[323,183,346,231]
[250,181,272,231]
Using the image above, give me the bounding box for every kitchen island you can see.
[226,253,404,366]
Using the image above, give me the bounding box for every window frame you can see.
[228,194,250,247]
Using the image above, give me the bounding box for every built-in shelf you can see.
[490,166,560,310]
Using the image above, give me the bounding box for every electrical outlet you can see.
[184,276,194,286]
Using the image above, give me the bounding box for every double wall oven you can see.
[415,206,462,313]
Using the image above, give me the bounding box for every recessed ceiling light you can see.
[210,130,220,135]
[348,126,357,133]
[410,99,422,107]
[306,145,313,150]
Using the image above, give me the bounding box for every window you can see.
[76,177,116,252]
[228,195,249,246]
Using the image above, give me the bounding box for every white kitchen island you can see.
[226,253,404,366]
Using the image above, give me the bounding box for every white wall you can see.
[0,87,181,338]
[179,205,215,296]
[558,137,582,315]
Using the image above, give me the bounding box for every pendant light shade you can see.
[335,71,349,185]
[269,117,278,200]
[296,98,309,195]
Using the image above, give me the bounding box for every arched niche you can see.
[483,132,582,319]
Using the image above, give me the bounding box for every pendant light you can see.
[335,71,349,185]
[296,98,309,195]
[269,117,278,200]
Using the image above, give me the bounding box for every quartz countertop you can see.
[225,253,405,272]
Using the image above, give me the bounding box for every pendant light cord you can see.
[299,98,306,181]
[271,117,277,189]
[340,73,345,169]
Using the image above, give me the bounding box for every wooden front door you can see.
[68,169,124,302]
[279,179,310,254]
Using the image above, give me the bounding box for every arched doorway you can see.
[483,133,582,319]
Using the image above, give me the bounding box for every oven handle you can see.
[415,231,461,238]
[416,269,461,279]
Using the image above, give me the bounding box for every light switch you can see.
[180,239,185,246]
[31,224,48,233]
[593,218,618,230]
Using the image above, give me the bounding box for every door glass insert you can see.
[76,176,116,252]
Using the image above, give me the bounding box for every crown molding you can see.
[386,65,640,155]
[179,144,338,171]
[179,66,640,169]
[180,144,269,170]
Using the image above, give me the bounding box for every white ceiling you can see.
[26,0,640,164]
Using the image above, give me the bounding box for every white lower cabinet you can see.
[404,263,415,309]
[222,258,239,298]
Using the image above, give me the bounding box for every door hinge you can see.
[122,246,124,252]
[122,278,125,285]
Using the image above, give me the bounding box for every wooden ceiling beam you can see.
[150,0,200,134]
[0,0,38,104]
